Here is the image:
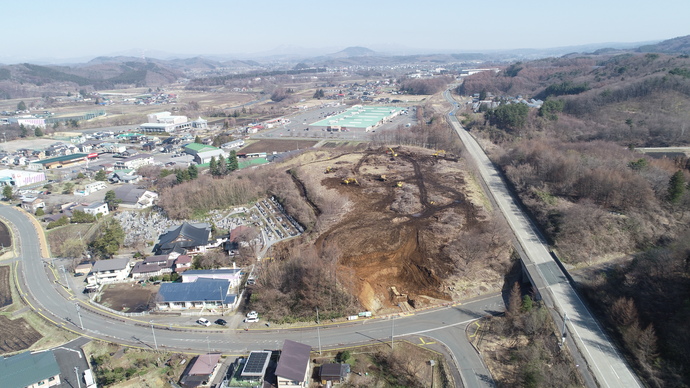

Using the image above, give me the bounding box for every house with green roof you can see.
[183,143,226,164]
[0,350,61,388]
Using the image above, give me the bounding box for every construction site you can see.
[278,145,513,313]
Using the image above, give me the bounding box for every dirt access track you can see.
[288,147,508,312]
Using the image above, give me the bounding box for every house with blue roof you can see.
[155,278,239,311]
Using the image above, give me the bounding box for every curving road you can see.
[1,204,499,387]
[443,88,641,388]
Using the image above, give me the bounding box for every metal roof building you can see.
[275,340,311,387]
[0,350,61,388]
[155,278,238,311]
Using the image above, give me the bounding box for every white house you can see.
[74,181,107,196]
[113,154,154,170]
[82,202,109,216]
[87,258,131,285]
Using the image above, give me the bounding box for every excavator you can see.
[380,174,388,181]
[388,147,398,157]
[324,166,334,174]
[342,177,359,185]
[432,150,446,157]
[395,181,404,188]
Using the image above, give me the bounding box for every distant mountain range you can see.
[637,35,690,54]
[1,35,689,99]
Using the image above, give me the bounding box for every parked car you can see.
[215,319,227,326]
[244,317,259,323]
[197,318,211,326]
[246,311,258,319]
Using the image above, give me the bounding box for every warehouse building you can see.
[0,169,46,187]
[28,153,98,170]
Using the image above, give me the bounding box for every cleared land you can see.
[98,282,158,313]
[0,315,42,352]
[0,266,10,307]
[0,221,11,250]
[281,147,511,312]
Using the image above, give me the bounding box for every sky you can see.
[4,0,690,63]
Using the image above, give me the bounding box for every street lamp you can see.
[75,303,84,330]
[150,320,158,350]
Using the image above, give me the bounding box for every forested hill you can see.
[638,34,690,54]
[459,46,690,147]
[457,35,690,388]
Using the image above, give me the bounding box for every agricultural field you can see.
[0,315,42,353]
[0,266,11,307]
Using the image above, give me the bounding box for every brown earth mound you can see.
[301,147,500,312]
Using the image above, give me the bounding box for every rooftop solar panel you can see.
[241,351,271,377]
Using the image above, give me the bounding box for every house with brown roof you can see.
[180,353,222,388]
[275,340,311,388]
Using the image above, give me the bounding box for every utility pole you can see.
[60,265,69,288]
[150,320,158,350]
[561,313,568,347]
[75,303,84,330]
[391,316,395,350]
[219,287,224,316]
[316,307,322,355]
[317,326,322,355]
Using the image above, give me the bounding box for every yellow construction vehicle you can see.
[388,147,398,157]
[432,150,446,157]
[342,178,359,185]
[395,181,404,188]
[324,166,334,174]
[380,174,388,181]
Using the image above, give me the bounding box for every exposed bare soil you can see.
[290,147,507,312]
[98,282,158,313]
[0,315,42,353]
[0,266,10,308]
[0,221,11,250]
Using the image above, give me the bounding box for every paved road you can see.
[0,204,498,387]
[443,88,641,388]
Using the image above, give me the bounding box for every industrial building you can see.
[0,169,46,187]
[310,105,403,132]
[140,112,192,132]
[28,153,98,170]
